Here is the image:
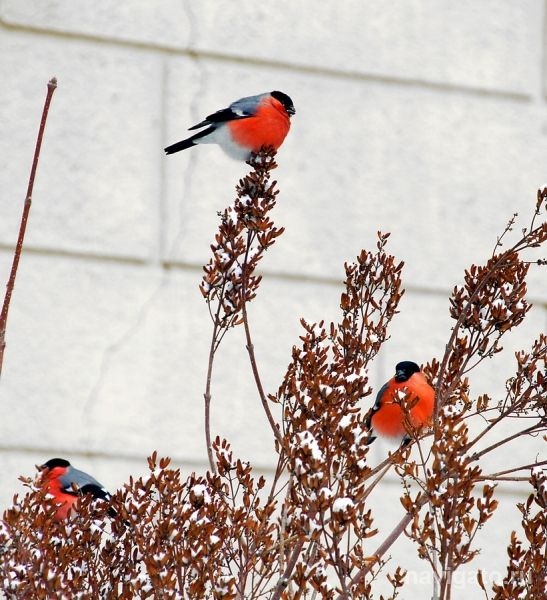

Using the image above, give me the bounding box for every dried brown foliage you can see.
[1,153,546,599]
[488,467,547,598]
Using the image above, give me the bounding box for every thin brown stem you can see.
[241,236,284,448]
[339,494,429,599]
[204,319,220,475]
[478,459,547,481]
[363,443,413,482]
[464,401,522,452]
[0,77,57,377]
[416,439,441,595]
[441,505,457,600]
[469,423,542,462]
[361,462,392,502]
[270,539,305,600]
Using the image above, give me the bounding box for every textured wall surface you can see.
[0,1,546,595]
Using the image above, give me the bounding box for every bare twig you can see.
[339,500,426,600]
[240,237,284,448]
[480,460,547,480]
[0,77,57,376]
[469,423,543,462]
[271,539,305,600]
[204,319,220,475]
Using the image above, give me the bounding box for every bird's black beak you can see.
[395,370,407,382]
[288,106,296,116]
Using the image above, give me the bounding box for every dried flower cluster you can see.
[1,152,546,599]
[488,467,547,598]
[201,150,285,471]
[0,452,274,598]
[200,150,283,329]
[268,235,405,597]
[400,189,547,597]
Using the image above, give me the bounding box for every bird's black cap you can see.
[394,361,420,382]
[271,90,295,115]
[42,458,71,469]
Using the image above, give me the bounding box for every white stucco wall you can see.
[0,2,545,596]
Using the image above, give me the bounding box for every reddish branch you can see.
[0,77,57,377]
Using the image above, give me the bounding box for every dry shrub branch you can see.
[1,151,546,599]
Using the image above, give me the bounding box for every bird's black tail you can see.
[80,484,124,521]
[164,126,214,155]
[164,138,196,155]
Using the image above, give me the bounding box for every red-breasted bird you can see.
[164,90,295,160]
[366,361,435,445]
[38,458,110,521]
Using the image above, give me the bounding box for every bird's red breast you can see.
[41,466,78,521]
[227,96,291,152]
[371,372,435,439]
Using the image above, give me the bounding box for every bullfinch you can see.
[366,361,435,445]
[164,90,295,160]
[38,458,110,521]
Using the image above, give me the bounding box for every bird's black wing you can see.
[364,382,390,445]
[60,483,110,499]
[365,383,388,428]
[79,484,120,519]
[188,107,253,130]
[79,484,111,500]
